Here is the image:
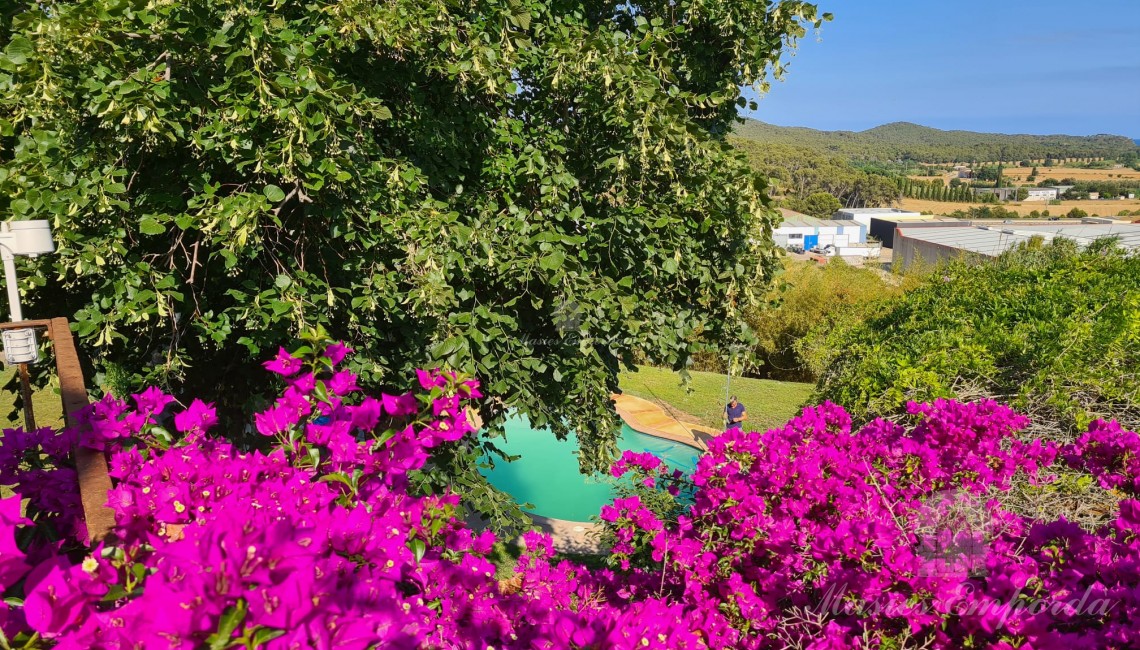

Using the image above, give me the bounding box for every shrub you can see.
[0,340,711,648]
[599,400,1140,648]
[809,240,1140,440]
[691,260,912,381]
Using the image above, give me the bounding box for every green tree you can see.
[732,141,898,209]
[976,165,1000,182]
[785,192,842,219]
[0,0,830,483]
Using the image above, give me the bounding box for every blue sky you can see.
[741,0,1140,138]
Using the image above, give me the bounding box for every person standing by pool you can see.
[724,396,747,430]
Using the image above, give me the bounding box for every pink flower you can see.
[324,342,353,365]
[132,387,175,418]
[326,370,359,397]
[350,397,383,432]
[22,559,91,637]
[173,399,217,435]
[381,392,418,417]
[255,404,297,437]
[288,372,317,395]
[0,497,28,590]
[263,347,303,376]
[415,368,445,391]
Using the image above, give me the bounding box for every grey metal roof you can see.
[898,225,1140,257]
[778,217,864,228]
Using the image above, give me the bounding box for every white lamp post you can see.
[0,220,55,364]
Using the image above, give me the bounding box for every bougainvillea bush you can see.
[2,338,1140,649]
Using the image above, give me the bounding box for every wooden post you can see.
[17,363,35,431]
[47,318,116,543]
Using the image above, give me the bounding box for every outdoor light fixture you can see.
[0,220,55,365]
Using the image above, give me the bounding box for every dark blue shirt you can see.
[725,402,745,426]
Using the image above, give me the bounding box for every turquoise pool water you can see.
[479,414,702,522]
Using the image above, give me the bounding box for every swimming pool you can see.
[478,414,702,522]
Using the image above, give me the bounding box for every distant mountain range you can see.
[732,120,1139,164]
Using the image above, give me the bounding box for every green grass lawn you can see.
[618,365,814,432]
[0,368,64,430]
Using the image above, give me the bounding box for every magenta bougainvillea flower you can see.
[172,398,218,435]
[262,346,304,376]
[323,341,354,365]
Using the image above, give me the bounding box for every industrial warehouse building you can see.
[869,216,971,248]
[972,187,1061,202]
[893,223,1140,271]
[833,207,923,226]
[774,210,867,251]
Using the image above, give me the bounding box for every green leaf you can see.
[273,274,291,289]
[317,472,353,488]
[206,599,248,650]
[101,584,130,603]
[139,217,166,236]
[250,627,287,648]
[539,250,566,271]
[3,36,34,66]
[408,538,426,563]
[263,185,286,202]
[371,429,396,450]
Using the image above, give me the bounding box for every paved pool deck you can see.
[611,393,716,452]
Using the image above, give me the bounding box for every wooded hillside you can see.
[735,120,1139,163]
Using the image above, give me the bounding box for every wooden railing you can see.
[1,318,115,542]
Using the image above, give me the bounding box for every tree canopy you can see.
[732,141,900,209]
[0,0,828,475]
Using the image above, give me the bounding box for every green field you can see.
[618,365,814,431]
